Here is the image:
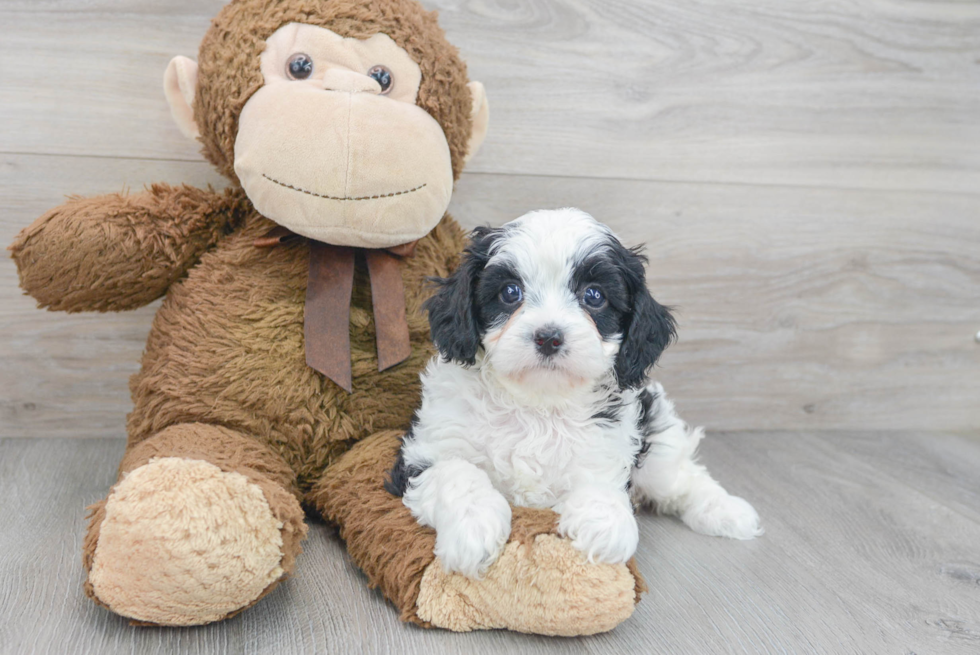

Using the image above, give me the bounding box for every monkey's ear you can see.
[164,56,201,140]
[463,81,490,164]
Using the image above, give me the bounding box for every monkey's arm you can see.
[9,184,244,312]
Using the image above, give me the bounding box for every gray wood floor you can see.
[2,432,980,654]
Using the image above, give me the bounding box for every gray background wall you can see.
[2,0,978,437]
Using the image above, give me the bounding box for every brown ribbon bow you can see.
[255,226,416,392]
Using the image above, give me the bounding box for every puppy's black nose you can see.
[533,327,564,357]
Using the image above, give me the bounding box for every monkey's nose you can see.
[321,68,382,94]
[533,327,564,357]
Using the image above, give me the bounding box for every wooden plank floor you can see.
[2,432,979,654]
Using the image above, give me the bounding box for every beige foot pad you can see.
[416,534,640,636]
[88,457,287,625]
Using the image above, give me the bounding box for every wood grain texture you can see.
[3,154,976,434]
[447,173,980,431]
[1,0,978,433]
[1,0,978,192]
[2,433,979,654]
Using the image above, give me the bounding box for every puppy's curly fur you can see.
[389,209,763,578]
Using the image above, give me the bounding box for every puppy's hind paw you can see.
[682,493,762,540]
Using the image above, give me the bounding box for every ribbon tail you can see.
[305,242,355,392]
[365,249,412,372]
[254,225,299,248]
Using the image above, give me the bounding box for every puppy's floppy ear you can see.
[615,245,676,389]
[424,226,497,366]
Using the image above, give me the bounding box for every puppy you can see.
[386,208,761,578]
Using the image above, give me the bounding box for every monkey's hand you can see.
[9,184,243,312]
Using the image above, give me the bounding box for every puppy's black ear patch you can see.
[423,226,498,366]
[615,246,676,389]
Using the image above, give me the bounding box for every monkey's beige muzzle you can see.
[234,84,454,249]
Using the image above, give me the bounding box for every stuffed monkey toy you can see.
[10,0,644,635]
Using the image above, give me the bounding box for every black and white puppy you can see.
[387,208,761,578]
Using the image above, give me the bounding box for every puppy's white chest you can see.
[409,358,640,511]
[481,409,608,509]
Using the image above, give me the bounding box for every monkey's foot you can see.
[311,431,645,636]
[416,528,643,635]
[85,456,302,625]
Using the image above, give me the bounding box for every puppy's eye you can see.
[287,53,314,80]
[367,65,393,94]
[500,283,523,305]
[582,287,606,308]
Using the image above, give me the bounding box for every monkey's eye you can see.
[582,287,606,308]
[500,283,523,305]
[367,65,393,94]
[287,53,314,80]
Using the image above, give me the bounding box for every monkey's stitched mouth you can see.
[262,174,426,201]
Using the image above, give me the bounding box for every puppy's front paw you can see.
[682,493,762,540]
[558,491,639,565]
[434,494,512,579]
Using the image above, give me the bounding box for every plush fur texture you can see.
[10,185,246,312]
[88,457,289,626]
[416,534,645,635]
[393,209,762,579]
[311,430,646,632]
[9,0,646,633]
[234,23,459,248]
[196,0,474,182]
[81,423,309,623]
[124,208,466,490]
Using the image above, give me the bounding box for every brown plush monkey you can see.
[9,0,643,634]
